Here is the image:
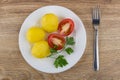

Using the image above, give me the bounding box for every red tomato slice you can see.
[58,18,74,36]
[48,33,65,50]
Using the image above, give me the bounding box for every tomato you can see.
[58,18,74,36]
[48,34,65,50]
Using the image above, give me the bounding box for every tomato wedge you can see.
[58,18,74,36]
[48,33,65,50]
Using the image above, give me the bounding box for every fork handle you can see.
[94,29,99,71]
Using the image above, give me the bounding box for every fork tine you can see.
[92,8,95,19]
[98,7,100,19]
[96,8,98,19]
[97,7,100,19]
[92,8,97,19]
[96,7,99,19]
[95,8,97,19]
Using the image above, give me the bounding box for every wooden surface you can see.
[0,0,120,80]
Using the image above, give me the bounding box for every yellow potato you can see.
[26,27,45,43]
[41,13,59,33]
[31,41,50,58]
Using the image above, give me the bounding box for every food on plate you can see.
[58,18,74,36]
[41,13,59,33]
[54,55,68,68]
[26,27,45,43]
[31,41,50,58]
[26,13,76,68]
[49,36,75,68]
[48,33,65,50]
[66,37,75,45]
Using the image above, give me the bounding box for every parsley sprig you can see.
[48,36,75,68]
[66,37,75,45]
[48,48,58,57]
[65,47,73,55]
[54,55,68,68]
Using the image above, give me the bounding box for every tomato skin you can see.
[48,33,65,50]
[58,18,74,36]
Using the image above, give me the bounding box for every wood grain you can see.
[0,0,120,80]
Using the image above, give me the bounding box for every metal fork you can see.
[92,6,100,71]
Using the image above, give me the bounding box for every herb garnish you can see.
[54,55,68,68]
[66,37,75,45]
[65,47,73,55]
[49,37,75,68]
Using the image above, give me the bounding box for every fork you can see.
[92,6,100,71]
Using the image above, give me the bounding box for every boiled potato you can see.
[26,27,45,43]
[41,13,59,33]
[31,41,50,58]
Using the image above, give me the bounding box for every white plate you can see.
[19,5,86,73]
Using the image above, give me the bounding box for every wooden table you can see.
[0,0,120,80]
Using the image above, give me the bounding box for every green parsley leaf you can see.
[48,48,58,57]
[54,55,68,68]
[50,48,57,53]
[65,47,74,55]
[66,37,75,45]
